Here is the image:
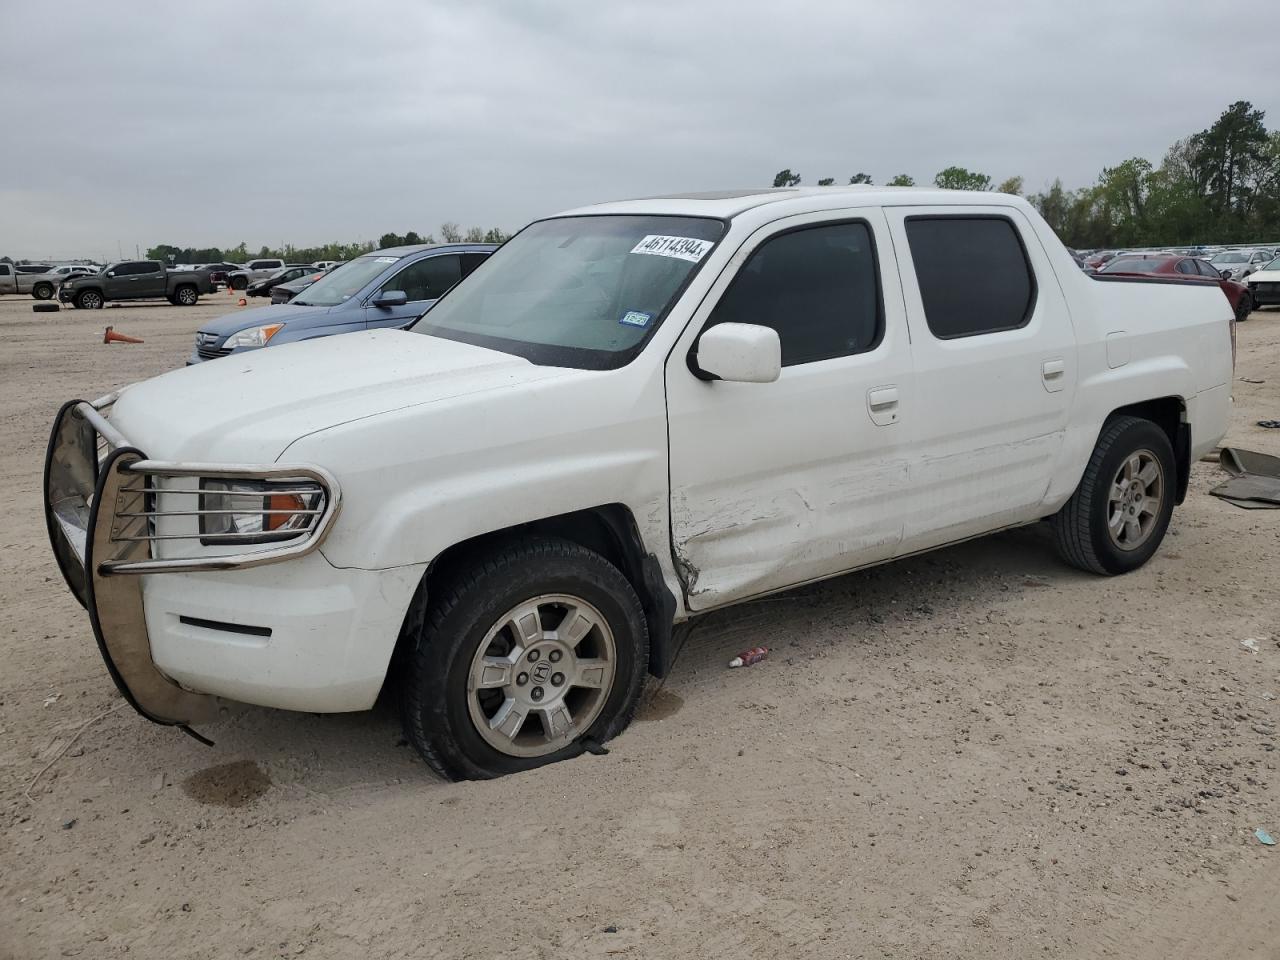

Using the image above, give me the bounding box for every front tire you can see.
[1052,416,1176,575]
[76,290,103,310]
[401,538,649,781]
[1236,297,1252,323]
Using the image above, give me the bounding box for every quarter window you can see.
[1175,259,1197,275]
[905,216,1036,339]
[383,255,462,302]
[705,221,883,366]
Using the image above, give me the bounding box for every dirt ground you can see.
[1,292,1279,960]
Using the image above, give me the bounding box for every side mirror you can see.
[106,271,116,278]
[695,323,781,383]
[371,290,408,308]
[1220,269,1232,280]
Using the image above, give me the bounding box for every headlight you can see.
[199,478,326,545]
[224,323,284,350]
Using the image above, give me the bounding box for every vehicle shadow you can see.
[164,522,1079,795]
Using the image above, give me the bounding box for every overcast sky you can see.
[1,1,1273,260]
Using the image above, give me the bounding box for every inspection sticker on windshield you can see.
[374,256,399,263]
[630,235,713,263]
[618,310,652,328]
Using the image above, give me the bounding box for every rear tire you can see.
[174,284,198,306]
[32,283,54,300]
[1052,416,1176,575]
[401,538,648,781]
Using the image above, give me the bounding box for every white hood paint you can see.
[110,329,577,462]
[1247,267,1280,284]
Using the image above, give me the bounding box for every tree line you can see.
[772,101,1280,248]
[146,223,510,266]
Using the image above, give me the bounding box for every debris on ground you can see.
[728,646,769,668]
[1255,828,1275,846]
[1241,637,1262,654]
[1259,420,1280,429]
[1210,447,1280,508]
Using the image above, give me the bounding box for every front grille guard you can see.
[43,394,341,729]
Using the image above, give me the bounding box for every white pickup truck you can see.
[44,187,1233,780]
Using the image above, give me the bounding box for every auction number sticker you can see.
[630,235,714,263]
[618,310,652,328]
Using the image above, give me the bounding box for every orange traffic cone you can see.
[238,298,247,306]
[103,326,144,345]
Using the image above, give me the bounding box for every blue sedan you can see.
[189,243,496,363]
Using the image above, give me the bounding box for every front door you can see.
[882,206,1076,553]
[366,253,462,329]
[666,212,915,611]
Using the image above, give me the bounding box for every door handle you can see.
[867,386,900,426]
[1041,358,1066,393]
[868,387,899,409]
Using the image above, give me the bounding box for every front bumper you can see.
[43,396,343,728]
[1248,283,1280,305]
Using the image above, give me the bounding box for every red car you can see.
[1100,254,1253,324]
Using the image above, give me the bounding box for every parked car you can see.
[199,262,244,285]
[0,263,92,298]
[269,268,328,305]
[2,263,98,299]
[1085,251,1118,269]
[58,260,213,309]
[312,260,343,271]
[44,188,1232,780]
[1209,248,1272,281]
[245,265,318,298]
[189,243,494,362]
[1245,256,1280,310]
[226,258,287,290]
[1100,253,1253,322]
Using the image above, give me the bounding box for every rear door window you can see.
[904,216,1036,339]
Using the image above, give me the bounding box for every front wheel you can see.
[1236,297,1252,323]
[401,538,649,780]
[1052,416,1176,575]
[76,290,103,310]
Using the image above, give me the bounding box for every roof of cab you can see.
[556,185,1026,221]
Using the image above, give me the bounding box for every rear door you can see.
[883,206,1076,553]
[136,261,167,297]
[666,211,915,610]
[365,253,462,329]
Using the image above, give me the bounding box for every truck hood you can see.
[1248,268,1280,283]
[109,329,575,462]
[198,303,338,338]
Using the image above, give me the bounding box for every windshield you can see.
[292,256,398,306]
[1261,257,1280,272]
[413,215,725,369]
[1101,257,1167,274]
[1211,252,1248,264]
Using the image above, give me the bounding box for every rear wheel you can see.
[32,282,54,300]
[1052,416,1176,575]
[401,538,649,780]
[174,284,198,306]
[76,290,103,310]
